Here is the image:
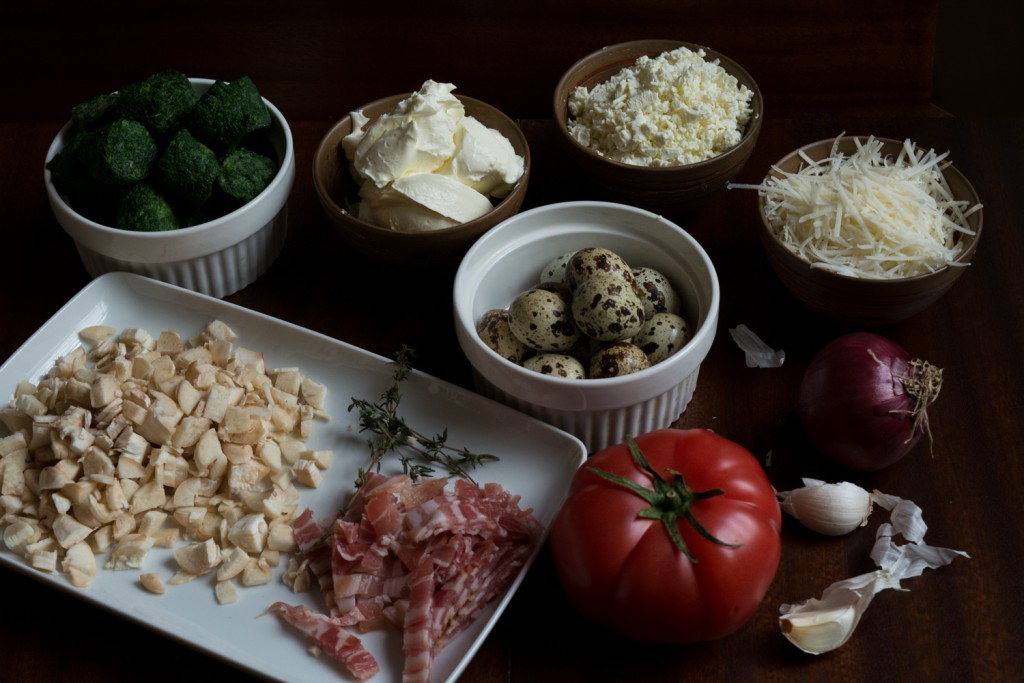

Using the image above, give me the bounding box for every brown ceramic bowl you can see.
[313,93,530,266]
[553,39,762,212]
[758,136,983,327]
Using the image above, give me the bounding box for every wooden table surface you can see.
[2,3,1023,682]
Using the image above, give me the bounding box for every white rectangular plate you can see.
[0,272,587,682]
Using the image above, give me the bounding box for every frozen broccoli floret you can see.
[81,119,158,188]
[70,92,120,133]
[218,147,277,204]
[50,71,277,232]
[47,132,93,194]
[116,183,179,232]
[155,128,220,206]
[46,145,118,223]
[117,70,198,137]
[186,76,271,153]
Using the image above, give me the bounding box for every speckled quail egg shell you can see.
[567,333,605,366]
[508,284,580,351]
[589,341,651,378]
[632,266,682,318]
[565,247,643,297]
[539,251,574,284]
[634,311,692,365]
[523,353,586,378]
[571,272,646,342]
[476,308,533,364]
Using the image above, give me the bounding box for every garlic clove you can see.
[779,600,859,654]
[776,478,873,536]
[779,569,894,655]
[779,488,970,656]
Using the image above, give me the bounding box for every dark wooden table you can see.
[3,112,1022,683]
[3,2,1023,682]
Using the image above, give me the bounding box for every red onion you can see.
[798,332,943,471]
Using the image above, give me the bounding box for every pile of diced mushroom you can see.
[0,320,331,604]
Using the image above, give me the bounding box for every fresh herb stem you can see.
[348,346,499,488]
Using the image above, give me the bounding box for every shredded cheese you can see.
[734,135,980,279]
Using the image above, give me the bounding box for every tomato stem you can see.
[587,436,741,562]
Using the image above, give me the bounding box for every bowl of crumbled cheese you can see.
[553,39,762,211]
[744,134,983,326]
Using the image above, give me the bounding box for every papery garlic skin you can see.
[779,488,970,656]
[777,478,873,536]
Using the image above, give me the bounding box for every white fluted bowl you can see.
[44,78,295,299]
[454,201,720,453]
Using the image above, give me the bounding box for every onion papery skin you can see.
[798,332,932,471]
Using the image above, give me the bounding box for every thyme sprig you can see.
[347,347,499,488]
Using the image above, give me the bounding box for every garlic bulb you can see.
[776,478,873,535]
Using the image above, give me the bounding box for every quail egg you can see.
[565,247,643,298]
[523,353,586,378]
[539,251,574,284]
[589,341,651,378]
[634,311,692,364]
[567,333,605,366]
[476,308,533,364]
[571,272,645,342]
[508,283,580,351]
[632,266,681,318]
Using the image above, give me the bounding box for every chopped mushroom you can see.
[0,320,333,605]
[140,572,166,594]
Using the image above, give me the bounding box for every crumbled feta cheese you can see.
[568,46,754,166]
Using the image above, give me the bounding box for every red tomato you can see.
[550,428,782,643]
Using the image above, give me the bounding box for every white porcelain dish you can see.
[0,272,586,682]
[453,201,720,453]
[44,78,295,299]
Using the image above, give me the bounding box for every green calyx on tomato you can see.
[587,436,741,562]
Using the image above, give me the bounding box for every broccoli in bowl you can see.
[47,70,280,232]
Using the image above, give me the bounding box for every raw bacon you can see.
[266,602,380,681]
[270,475,541,681]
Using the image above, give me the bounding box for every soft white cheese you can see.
[356,181,460,232]
[346,80,464,187]
[392,173,494,223]
[343,80,526,232]
[442,115,525,198]
[568,46,754,167]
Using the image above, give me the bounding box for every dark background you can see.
[3,0,1020,123]
[0,3,1022,683]
[934,0,1023,115]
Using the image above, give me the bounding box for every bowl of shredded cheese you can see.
[748,134,983,326]
[553,39,762,212]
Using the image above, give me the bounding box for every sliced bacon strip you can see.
[293,508,340,616]
[284,476,541,681]
[266,601,380,681]
[402,555,436,683]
